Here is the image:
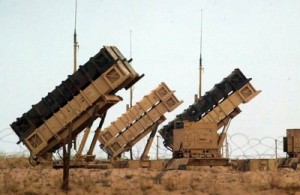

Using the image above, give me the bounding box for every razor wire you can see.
[0,128,29,157]
[225,133,286,159]
[0,127,287,159]
[150,133,286,160]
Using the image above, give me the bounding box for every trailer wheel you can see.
[291,162,297,170]
[29,155,39,166]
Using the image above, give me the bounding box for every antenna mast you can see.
[62,1,79,191]
[129,30,133,160]
[72,0,79,150]
[73,0,78,73]
[199,9,203,99]
[129,30,133,108]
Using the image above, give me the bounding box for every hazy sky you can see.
[1,0,299,157]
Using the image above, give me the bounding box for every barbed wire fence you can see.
[0,128,29,157]
[226,133,286,159]
[0,127,287,160]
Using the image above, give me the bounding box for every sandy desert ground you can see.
[1,157,300,195]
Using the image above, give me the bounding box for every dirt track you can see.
[1,157,300,195]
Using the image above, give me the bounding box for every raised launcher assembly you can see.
[279,129,300,169]
[10,46,143,165]
[98,82,182,160]
[159,68,261,169]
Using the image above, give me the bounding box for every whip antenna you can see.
[129,30,133,108]
[199,9,204,99]
[73,0,78,73]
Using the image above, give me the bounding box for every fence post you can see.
[275,139,278,159]
[156,136,159,160]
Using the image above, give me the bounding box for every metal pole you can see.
[62,145,67,191]
[72,0,79,150]
[73,0,78,73]
[194,94,198,103]
[62,123,72,192]
[129,30,133,108]
[275,139,278,159]
[62,1,78,191]
[156,135,159,160]
[198,9,203,98]
[129,30,134,160]
[199,62,202,98]
[73,33,77,73]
